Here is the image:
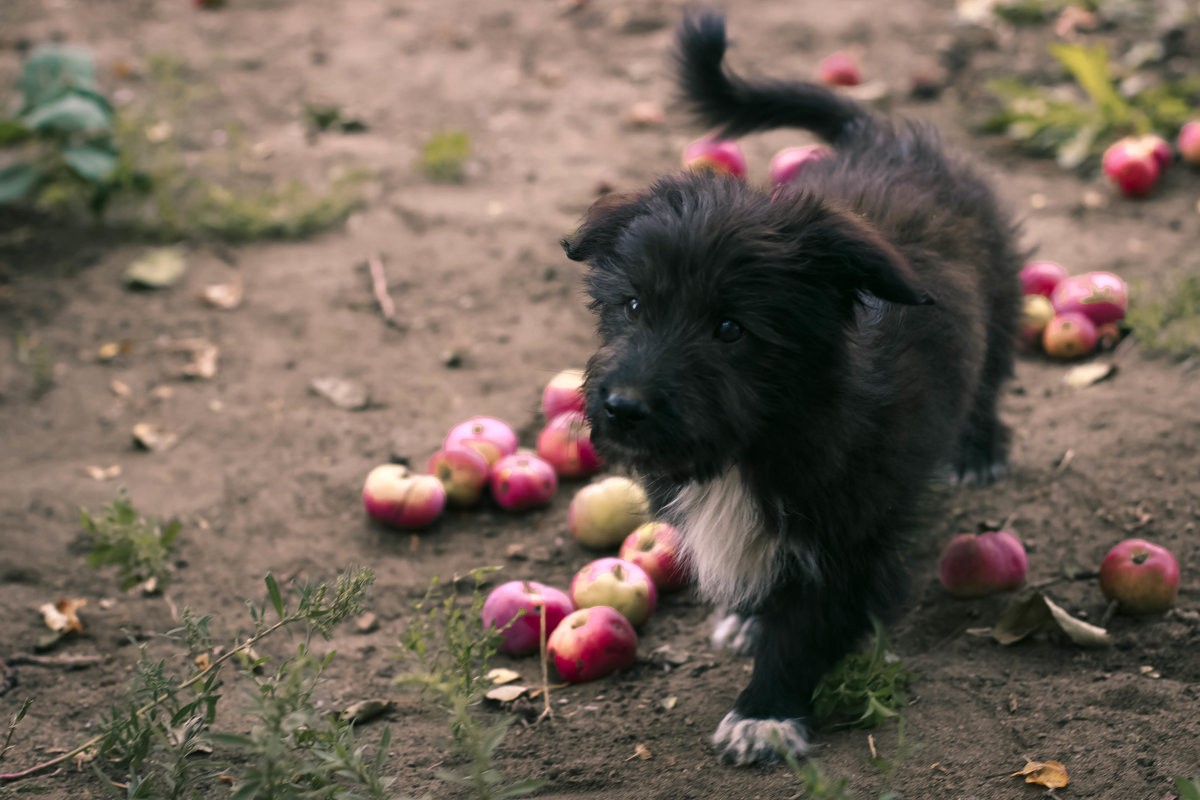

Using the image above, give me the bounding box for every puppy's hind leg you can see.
[952,304,1018,487]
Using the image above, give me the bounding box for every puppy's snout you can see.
[602,387,650,427]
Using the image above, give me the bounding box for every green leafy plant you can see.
[0,700,32,764]
[1176,777,1200,800]
[80,491,181,592]
[0,45,135,213]
[419,130,471,183]
[396,568,542,800]
[1125,274,1200,360]
[781,755,854,800]
[811,621,915,730]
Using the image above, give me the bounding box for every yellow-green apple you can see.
[570,557,657,628]
[362,464,446,529]
[568,476,650,548]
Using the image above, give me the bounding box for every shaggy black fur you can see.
[562,12,1022,765]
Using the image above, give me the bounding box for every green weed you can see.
[1126,274,1200,360]
[80,491,181,592]
[811,622,915,731]
[419,130,471,183]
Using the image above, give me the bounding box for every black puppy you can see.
[562,13,1021,765]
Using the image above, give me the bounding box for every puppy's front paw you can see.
[711,612,759,655]
[711,710,810,766]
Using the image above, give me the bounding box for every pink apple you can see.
[619,522,690,592]
[547,606,638,684]
[767,145,832,186]
[818,52,862,87]
[490,452,557,510]
[1019,294,1055,351]
[938,531,1028,597]
[682,137,747,178]
[481,580,575,655]
[1050,272,1128,326]
[1042,312,1097,359]
[1019,261,1069,298]
[1179,121,1200,165]
[1101,136,1161,198]
[362,464,446,529]
[542,368,586,420]
[570,557,657,628]
[536,410,603,479]
[427,447,490,507]
[568,476,650,549]
[1144,134,1172,171]
[444,416,518,467]
[1099,539,1179,614]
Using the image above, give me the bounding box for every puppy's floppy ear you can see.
[562,192,645,262]
[793,202,935,306]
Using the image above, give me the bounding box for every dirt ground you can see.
[2,0,1199,798]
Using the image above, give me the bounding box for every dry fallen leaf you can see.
[991,592,1110,647]
[201,277,244,310]
[85,464,122,481]
[485,685,528,703]
[125,247,185,288]
[40,598,87,633]
[354,612,379,633]
[661,695,678,710]
[625,743,652,761]
[132,422,179,452]
[110,379,132,398]
[310,377,370,410]
[340,699,396,724]
[98,340,134,361]
[487,668,522,685]
[1012,759,1069,789]
[167,338,219,380]
[1063,362,1116,388]
[194,653,211,671]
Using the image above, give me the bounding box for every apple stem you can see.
[537,604,552,723]
[1100,598,1120,628]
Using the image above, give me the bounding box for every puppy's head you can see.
[563,173,931,483]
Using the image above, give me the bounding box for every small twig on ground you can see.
[1054,449,1075,474]
[537,604,552,723]
[367,255,397,327]
[163,592,180,624]
[7,653,105,669]
[868,733,878,760]
[1100,599,1120,628]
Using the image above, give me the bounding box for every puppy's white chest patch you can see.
[664,468,782,609]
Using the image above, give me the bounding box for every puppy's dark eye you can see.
[715,319,743,343]
[624,298,641,321]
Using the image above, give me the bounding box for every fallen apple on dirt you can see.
[618,521,690,592]
[444,416,519,467]
[939,531,1028,597]
[767,144,832,186]
[362,464,446,529]
[481,580,575,655]
[542,368,587,420]
[1101,135,1162,198]
[1050,271,1128,326]
[568,476,650,548]
[490,452,558,510]
[1099,539,1179,614]
[818,51,862,87]
[1042,312,1097,360]
[681,137,747,178]
[536,410,603,479]
[1019,294,1056,351]
[570,557,658,628]
[427,447,490,507]
[1019,260,1068,298]
[1179,121,1200,165]
[547,605,638,684]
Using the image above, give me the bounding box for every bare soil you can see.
[2,1,1199,799]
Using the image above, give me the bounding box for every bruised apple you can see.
[570,557,658,628]
[547,606,638,684]
[938,531,1027,597]
[1019,261,1068,298]
[444,416,518,467]
[619,521,689,592]
[1042,313,1097,359]
[490,452,557,510]
[568,476,650,548]
[536,411,603,479]
[682,137,747,178]
[427,447,490,507]
[542,368,586,420]
[481,580,574,655]
[1099,539,1179,614]
[1050,272,1128,327]
[362,464,446,529]
[767,144,832,185]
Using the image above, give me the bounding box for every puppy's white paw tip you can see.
[711,711,809,766]
[710,612,759,655]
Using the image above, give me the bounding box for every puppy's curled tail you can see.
[676,11,870,145]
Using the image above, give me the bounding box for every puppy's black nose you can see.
[603,388,650,426]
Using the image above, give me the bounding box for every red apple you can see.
[490,452,557,510]
[536,410,603,479]
[1145,134,1172,172]
[619,522,690,592]
[1019,294,1056,351]
[1019,261,1069,298]
[444,416,518,467]
[481,580,575,655]
[1099,539,1180,614]
[362,464,446,529]
[568,476,650,548]
[818,52,862,87]
[547,606,638,684]
[427,447,490,507]
[682,137,747,178]
[938,531,1028,597]
[542,368,586,420]
[1042,312,1097,360]
[1179,121,1200,165]
[767,144,832,186]
[570,557,658,628]
[1050,272,1128,326]
[1101,136,1161,198]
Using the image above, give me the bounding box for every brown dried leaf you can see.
[85,464,122,481]
[991,592,1110,647]
[110,379,132,398]
[1063,362,1116,388]
[310,377,370,410]
[485,685,528,703]
[487,668,522,685]
[132,422,179,452]
[40,598,87,633]
[354,612,379,633]
[172,339,219,380]
[1012,759,1069,789]
[201,277,244,310]
[625,743,652,761]
[98,340,134,361]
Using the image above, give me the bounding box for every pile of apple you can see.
[1102,119,1200,198]
[362,369,607,529]
[939,530,1179,615]
[1018,261,1128,360]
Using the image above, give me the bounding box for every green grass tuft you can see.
[419,130,471,183]
[811,621,915,730]
[1126,274,1200,360]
